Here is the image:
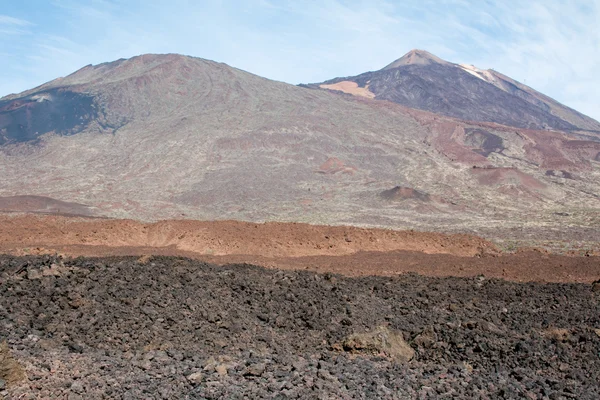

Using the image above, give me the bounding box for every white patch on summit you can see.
[458,64,499,86]
[31,93,52,102]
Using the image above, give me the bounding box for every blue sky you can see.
[1,0,599,120]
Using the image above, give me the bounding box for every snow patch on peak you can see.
[458,64,499,86]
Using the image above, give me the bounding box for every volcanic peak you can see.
[0,53,213,102]
[44,53,198,88]
[381,49,450,70]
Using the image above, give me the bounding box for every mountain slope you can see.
[0,53,599,237]
[312,49,600,133]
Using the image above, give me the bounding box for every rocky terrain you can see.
[0,53,599,240]
[0,255,599,399]
[0,214,496,259]
[1,50,599,399]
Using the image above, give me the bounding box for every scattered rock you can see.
[70,380,84,394]
[26,268,43,280]
[1,255,599,398]
[317,368,338,382]
[465,320,478,330]
[42,263,64,277]
[480,320,503,334]
[137,255,152,265]
[0,342,26,386]
[340,326,415,362]
[187,372,203,384]
[544,328,570,342]
[243,363,266,377]
[215,364,228,376]
[413,326,436,348]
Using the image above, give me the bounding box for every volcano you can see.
[312,49,600,133]
[0,52,599,237]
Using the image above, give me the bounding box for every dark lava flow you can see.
[1,255,599,399]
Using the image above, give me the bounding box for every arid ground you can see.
[1,214,599,283]
[1,47,600,398]
[0,215,599,398]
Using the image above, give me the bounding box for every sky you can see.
[1,0,599,120]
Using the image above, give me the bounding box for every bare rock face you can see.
[0,90,98,145]
[340,326,415,363]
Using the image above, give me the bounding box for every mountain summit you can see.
[313,50,600,132]
[382,49,450,69]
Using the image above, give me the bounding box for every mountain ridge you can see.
[0,52,599,238]
[312,49,600,133]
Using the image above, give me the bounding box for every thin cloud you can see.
[0,15,32,26]
[0,15,33,36]
[0,28,30,36]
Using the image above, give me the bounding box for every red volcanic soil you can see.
[401,104,600,172]
[1,214,599,283]
[429,122,491,165]
[381,186,431,202]
[470,167,546,190]
[316,157,356,175]
[521,131,600,171]
[0,214,492,258]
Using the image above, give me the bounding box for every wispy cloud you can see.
[0,15,32,26]
[0,0,599,121]
[0,14,33,36]
[463,0,600,119]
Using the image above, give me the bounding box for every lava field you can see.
[1,255,599,399]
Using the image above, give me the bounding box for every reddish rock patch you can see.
[471,167,546,190]
[380,186,431,202]
[422,121,492,165]
[521,131,600,171]
[316,157,356,175]
[319,81,376,99]
[0,214,496,259]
